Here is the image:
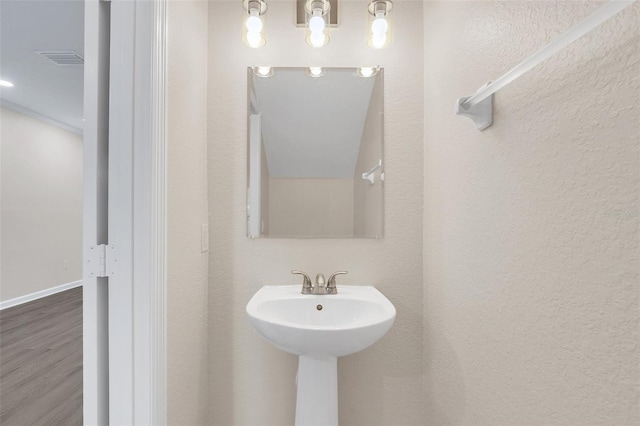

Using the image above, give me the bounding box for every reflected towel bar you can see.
[455,0,635,131]
[362,159,382,185]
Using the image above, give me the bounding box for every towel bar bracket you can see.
[456,83,493,131]
[362,159,382,185]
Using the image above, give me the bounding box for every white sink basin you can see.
[247,284,396,426]
[246,285,396,357]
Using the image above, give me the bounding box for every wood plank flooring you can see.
[0,287,82,425]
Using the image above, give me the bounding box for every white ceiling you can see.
[252,68,376,178]
[0,0,84,132]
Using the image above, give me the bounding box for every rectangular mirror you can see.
[247,67,384,238]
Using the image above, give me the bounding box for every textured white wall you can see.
[423,1,639,424]
[0,107,82,302]
[208,0,424,424]
[167,1,210,424]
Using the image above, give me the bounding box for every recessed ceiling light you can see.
[0,80,14,87]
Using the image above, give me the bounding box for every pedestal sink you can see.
[246,285,396,426]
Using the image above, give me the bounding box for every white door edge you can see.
[83,0,167,424]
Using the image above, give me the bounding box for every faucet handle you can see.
[327,271,348,294]
[292,270,313,294]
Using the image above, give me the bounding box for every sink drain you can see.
[316,304,323,311]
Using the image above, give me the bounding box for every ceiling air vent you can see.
[36,50,84,65]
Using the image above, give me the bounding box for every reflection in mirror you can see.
[247,67,384,238]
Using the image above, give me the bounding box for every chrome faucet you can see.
[292,270,313,294]
[292,270,348,295]
[313,274,326,295]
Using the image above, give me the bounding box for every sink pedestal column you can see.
[295,355,338,426]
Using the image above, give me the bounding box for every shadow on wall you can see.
[423,322,466,425]
[339,297,426,425]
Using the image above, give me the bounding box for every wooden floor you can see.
[0,287,82,425]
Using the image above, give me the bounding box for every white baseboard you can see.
[0,280,83,310]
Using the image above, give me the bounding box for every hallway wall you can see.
[0,107,82,302]
[423,1,640,423]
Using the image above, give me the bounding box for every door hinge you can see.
[87,244,117,278]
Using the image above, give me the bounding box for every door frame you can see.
[83,0,167,424]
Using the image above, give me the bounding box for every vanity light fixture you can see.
[253,66,274,77]
[243,0,268,48]
[367,0,393,49]
[306,66,325,78]
[0,79,14,87]
[356,66,379,78]
[305,0,331,48]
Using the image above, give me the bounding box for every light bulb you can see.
[370,12,388,49]
[246,31,262,48]
[305,0,330,48]
[243,1,266,49]
[309,31,326,48]
[309,67,323,77]
[246,15,263,33]
[0,80,14,87]
[358,67,375,78]
[367,1,393,49]
[257,66,271,76]
[372,33,386,49]
[371,17,388,35]
[309,15,325,32]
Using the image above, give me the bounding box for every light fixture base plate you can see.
[368,0,393,16]
[243,0,267,16]
[297,0,338,27]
